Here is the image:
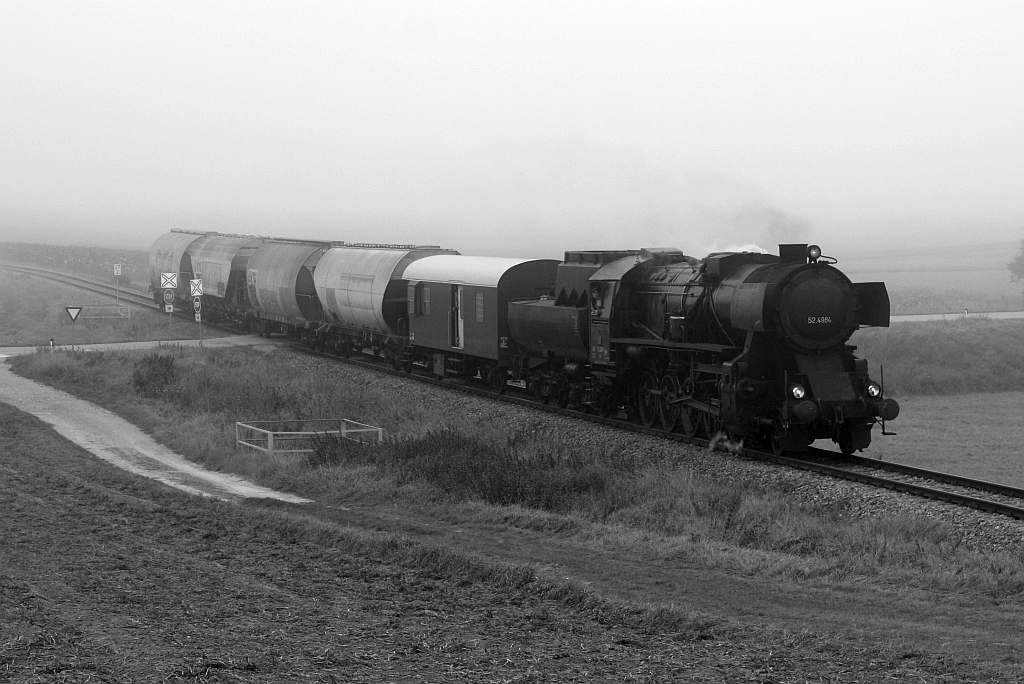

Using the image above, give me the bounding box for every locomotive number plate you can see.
[807,316,833,324]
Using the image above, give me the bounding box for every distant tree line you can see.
[1010,239,1024,284]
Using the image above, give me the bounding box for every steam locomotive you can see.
[507,244,899,454]
[150,230,898,454]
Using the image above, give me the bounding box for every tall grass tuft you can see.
[131,352,178,397]
[312,427,637,513]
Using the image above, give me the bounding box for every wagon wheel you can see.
[555,377,572,408]
[527,378,543,402]
[837,426,856,456]
[489,368,507,395]
[592,385,613,418]
[702,407,722,440]
[637,372,659,428]
[659,375,681,433]
[539,379,553,405]
[679,379,700,437]
[584,382,609,417]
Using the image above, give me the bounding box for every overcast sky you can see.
[2,1,1022,257]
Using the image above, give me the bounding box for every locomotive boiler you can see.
[508,244,900,454]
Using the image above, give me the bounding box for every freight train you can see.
[150,229,899,455]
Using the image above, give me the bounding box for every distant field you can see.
[819,392,1024,488]
[0,268,221,347]
[841,240,1024,312]
[0,241,150,291]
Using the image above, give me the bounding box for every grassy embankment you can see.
[852,318,1024,396]
[10,346,1024,605]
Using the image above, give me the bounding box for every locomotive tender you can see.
[150,230,898,454]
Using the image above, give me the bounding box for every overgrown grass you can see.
[11,346,1024,600]
[851,318,1024,395]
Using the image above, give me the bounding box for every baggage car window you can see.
[407,280,420,315]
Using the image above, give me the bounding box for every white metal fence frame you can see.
[235,418,383,458]
[79,304,132,320]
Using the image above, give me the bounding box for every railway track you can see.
[9,262,1024,521]
[0,262,157,311]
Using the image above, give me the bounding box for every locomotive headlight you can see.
[790,384,806,400]
[866,381,882,398]
[807,245,822,262]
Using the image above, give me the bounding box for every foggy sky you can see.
[2,1,1022,258]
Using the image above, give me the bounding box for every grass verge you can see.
[10,346,1024,605]
[850,318,1024,395]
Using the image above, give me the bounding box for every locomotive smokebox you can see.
[776,267,858,352]
[712,254,868,352]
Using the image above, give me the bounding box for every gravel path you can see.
[0,340,307,504]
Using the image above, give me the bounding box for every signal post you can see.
[191,278,203,348]
[161,273,177,338]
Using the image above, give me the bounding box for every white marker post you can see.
[191,279,203,348]
[114,263,121,304]
[161,273,178,339]
[65,306,83,351]
[193,298,203,347]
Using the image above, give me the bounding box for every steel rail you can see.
[822,451,1024,501]
[0,262,156,310]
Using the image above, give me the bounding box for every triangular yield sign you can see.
[65,306,83,322]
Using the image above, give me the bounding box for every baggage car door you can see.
[449,285,464,349]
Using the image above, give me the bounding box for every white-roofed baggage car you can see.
[246,241,329,336]
[403,255,559,389]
